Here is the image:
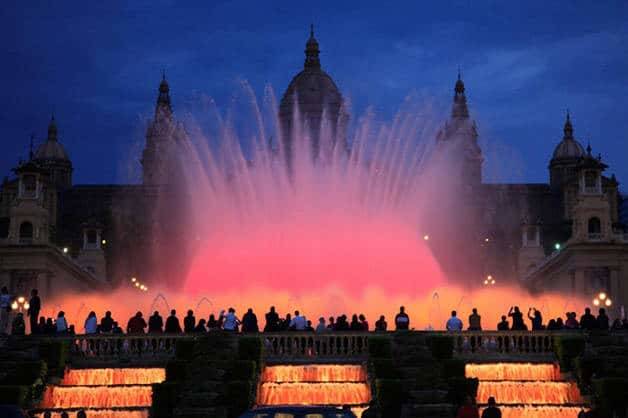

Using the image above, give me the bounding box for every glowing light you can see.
[554,243,561,250]
[593,299,600,306]
[101,239,107,245]
[485,237,490,242]
[63,247,69,254]
[605,298,612,307]
[599,292,606,300]
[61,368,165,386]
[24,302,30,310]
[131,277,136,282]
[423,234,430,241]
[11,301,18,310]
[134,282,140,287]
[17,296,25,304]
[466,363,560,381]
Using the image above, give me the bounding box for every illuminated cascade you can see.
[467,363,587,418]
[37,368,164,418]
[257,365,371,416]
[466,363,560,381]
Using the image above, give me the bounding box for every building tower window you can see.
[19,221,33,244]
[21,175,37,198]
[588,217,602,240]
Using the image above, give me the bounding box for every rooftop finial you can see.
[457,66,461,81]
[48,114,58,142]
[29,134,34,160]
[586,141,592,156]
[563,109,573,139]
[304,24,320,69]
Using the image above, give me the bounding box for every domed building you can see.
[279,26,348,162]
[33,116,73,189]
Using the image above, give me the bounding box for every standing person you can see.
[165,310,182,333]
[350,314,361,331]
[0,287,11,334]
[508,307,526,330]
[481,397,501,418]
[565,312,579,329]
[207,314,218,331]
[528,308,544,330]
[456,395,479,418]
[597,308,610,330]
[222,308,240,332]
[580,308,597,330]
[327,316,336,331]
[56,311,68,334]
[100,311,114,333]
[11,312,25,335]
[127,312,147,334]
[183,310,196,333]
[359,314,369,331]
[27,289,41,334]
[315,317,327,332]
[148,311,163,333]
[264,306,280,332]
[84,311,98,334]
[446,311,463,331]
[290,310,307,331]
[194,319,207,333]
[468,308,482,331]
[375,315,387,332]
[395,306,410,330]
[242,308,259,333]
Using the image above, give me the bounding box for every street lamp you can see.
[423,234,430,241]
[12,296,29,312]
[593,292,612,308]
[483,275,496,286]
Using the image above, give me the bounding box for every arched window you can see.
[588,217,601,240]
[19,221,33,244]
[585,171,597,188]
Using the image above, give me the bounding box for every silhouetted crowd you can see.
[2,287,628,336]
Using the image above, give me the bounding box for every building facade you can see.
[1,28,627,308]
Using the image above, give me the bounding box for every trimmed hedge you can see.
[593,377,628,417]
[428,335,454,360]
[375,379,404,418]
[238,337,262,367]
[150,382,180,418]
[368,336,393,358]
[553,335,585,371]
[369,358,401,379]
[0,385,30,407]
[447,377,479,405]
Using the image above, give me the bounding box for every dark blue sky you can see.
[2,1,627,184]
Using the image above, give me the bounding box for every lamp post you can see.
[11,296,30,313]
[483,275,496,286]
[593,292,612,308]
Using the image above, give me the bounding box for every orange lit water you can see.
[466,363,560,381]
[41,386,154,409]
[481,406,587,418]
[261,365,367,382]
[33,411,148,418]
[476,381,582,405]
[61,368,165,386]
[258,382,371,405]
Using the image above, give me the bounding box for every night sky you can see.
[2,1,627,185]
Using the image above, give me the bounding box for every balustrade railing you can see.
[445,331,558,356]
[65,334,192,361]
[262,332,369,361]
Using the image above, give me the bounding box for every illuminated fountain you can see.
[466,363,587,418]
[257,364,371,416]
[36,368,165,418]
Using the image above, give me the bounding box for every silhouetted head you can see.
[295,310,300,316]
[60,411,69,418]
[488,396,496,406]
[501,315,507,321]
[247,308,253,313]
[209,314,215,320]
[329,316,335,323]
[400,306,405,313]
[58,311,65,317]
[307,320,312,326]
[77,410,87,418]
[379,315,385,320]
[136,311,142,318]
[585,307,591,314]
[451,310,457,317]
[599,308,606,315]
[514,306,520,313]
[153,311,159,316]
[359,314,366,321]
[88,311,96,318]
[105,311,112,317]
[170,309,176,316]
[472,308,477,314]
[31,289,38,296]
[319,317,325,323]
[187,310,193,316]
[198,319,206,326]
[229,307,235,313]
[43,411,51,418]
[270,306,275,312]
[352,314,358,321]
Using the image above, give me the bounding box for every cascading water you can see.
[257,364,371,416]
[36,368,165,418]
[466,363,588,418]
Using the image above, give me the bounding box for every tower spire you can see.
[451,70,469,119]
[155,72,172,119]
[563,109,573,139]
[29,134,34,160]
[47,114,58,141]
[304,24,320,70]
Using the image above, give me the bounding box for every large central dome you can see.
[279,26,348,161]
